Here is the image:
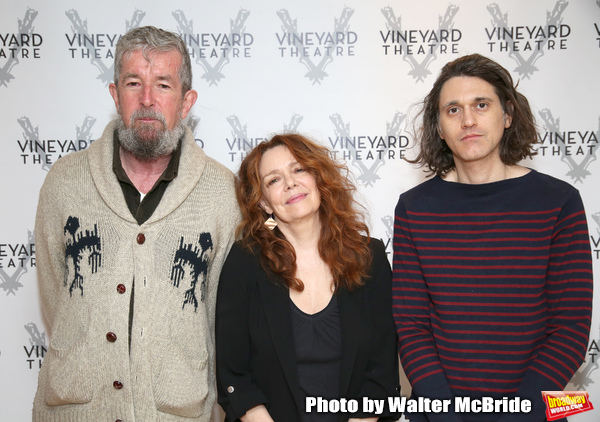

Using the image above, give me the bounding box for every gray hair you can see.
[113,26,192,94]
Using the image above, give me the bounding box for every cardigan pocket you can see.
[44,307,92,406]
[152,345,210,418]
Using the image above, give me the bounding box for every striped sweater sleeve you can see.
[498,191,593,422]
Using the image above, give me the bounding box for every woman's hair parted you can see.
[411,53,538,176]
[235,133,371,292]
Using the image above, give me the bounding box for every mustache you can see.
[129,109,167,127]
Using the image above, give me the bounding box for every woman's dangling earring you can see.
[264,214,277,230]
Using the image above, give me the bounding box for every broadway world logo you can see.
[542,391,593,420]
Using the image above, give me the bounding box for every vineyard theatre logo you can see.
[173,9,253,87]
[595,1,600,48]
[485,1,570,78]
[186,115,205,149]
[225,114,304,163]
[535,109,598,183]
[17,115,97,170]
[571,212,600,391]
[65,9,145,86]
[584,314,600,376]
[276,8,357,85]
[570,359,598,394]
[575,312,599,392]
[591,211,600,261]
[0,8,42,87]
[381,215,394,258]
[24,322,47,370]
[574,213,600,389]
[380,5,461,83]
[0,231,35,296]
[328,112,408,187]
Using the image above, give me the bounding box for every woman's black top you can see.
[291,295,342,422]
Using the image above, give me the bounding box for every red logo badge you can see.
[542,391,593,421]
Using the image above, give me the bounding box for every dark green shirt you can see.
[112,132,181,225]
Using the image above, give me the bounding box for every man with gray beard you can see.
[33,26,239,422]
[116,108,185,160]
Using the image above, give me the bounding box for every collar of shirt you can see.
[111,130,182,224]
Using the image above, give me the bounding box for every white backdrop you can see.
[1,0,598,420]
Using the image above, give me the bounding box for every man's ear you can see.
[504,101,514,129]
[180,89,198,120]
[109,83,120,115]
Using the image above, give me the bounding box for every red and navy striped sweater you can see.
[393,170,593,422]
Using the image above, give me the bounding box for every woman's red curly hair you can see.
[235,133,371,292]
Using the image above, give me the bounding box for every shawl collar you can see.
[87,120,206,225]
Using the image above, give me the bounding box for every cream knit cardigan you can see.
[33,120,240,421]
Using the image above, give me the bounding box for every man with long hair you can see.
[393,54,593,422]
[33,26,239,421]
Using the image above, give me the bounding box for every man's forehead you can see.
[125,48,181,67]
[439,76,499,105]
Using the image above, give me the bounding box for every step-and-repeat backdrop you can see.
[1,0,598,420]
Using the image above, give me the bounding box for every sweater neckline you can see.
[435,168,535,189]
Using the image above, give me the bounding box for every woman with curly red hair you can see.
[215,133,399,422]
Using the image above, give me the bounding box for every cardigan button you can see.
[227,386,235,393]
[137,233,146,244]
[116,284,126,294]
[113,380,123,390]
[106,332,117,342]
